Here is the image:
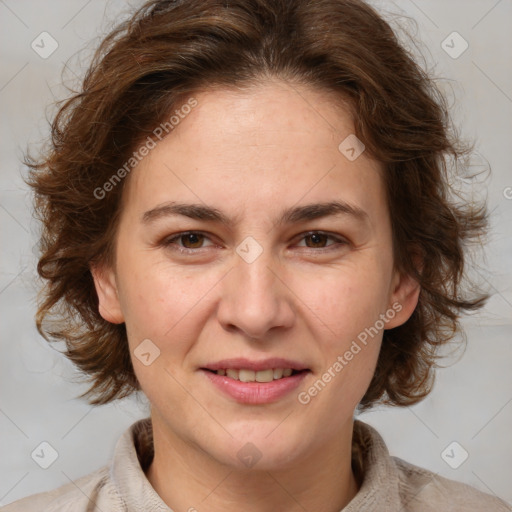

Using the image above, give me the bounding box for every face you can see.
[92,79,419,471]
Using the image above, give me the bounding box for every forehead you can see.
[122,80,386,226]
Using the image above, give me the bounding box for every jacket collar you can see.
[110,417,402,511]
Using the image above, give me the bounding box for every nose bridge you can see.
[237,243,277,297]
[217,239,293,338]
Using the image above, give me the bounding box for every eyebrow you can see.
[141,200,370,227]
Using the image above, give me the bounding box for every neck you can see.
[146,416,360,512]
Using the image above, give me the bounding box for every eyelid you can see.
[293,230,348,248]
[161,231,218,252]
[161,230,349,254]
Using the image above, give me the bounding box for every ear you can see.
[385,267,421,329]
[90,263,125,324]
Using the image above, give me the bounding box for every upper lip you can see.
[202,358,310,372]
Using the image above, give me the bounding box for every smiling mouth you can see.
[202,368,308,382]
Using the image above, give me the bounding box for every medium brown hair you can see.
[25,0,488,407]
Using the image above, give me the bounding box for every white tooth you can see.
[255,369,274,382]
[282,368,293,377]
[239,369,256,382]
[216,369,226,376]
[273,368,284,379]
[226,368,239,380]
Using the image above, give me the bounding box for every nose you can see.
[216,246,295,341]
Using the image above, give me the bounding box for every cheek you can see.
[292,261,391,342]
[116,251,219,344]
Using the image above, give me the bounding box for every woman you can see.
[4,0,510,510]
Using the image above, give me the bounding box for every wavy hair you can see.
[25,0,488,407]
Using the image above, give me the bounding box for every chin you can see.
[203,423,309,472]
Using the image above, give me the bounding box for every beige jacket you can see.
[2,418,510,511]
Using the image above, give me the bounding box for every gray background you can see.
[1,0,511,507]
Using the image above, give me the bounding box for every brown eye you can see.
[304,233,330,248]
[161,231,215,253]
[179,233,205,249]
[296,231,346,250]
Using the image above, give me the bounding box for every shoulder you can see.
[350,420,511,512]
[392,456,512,512]
[0,466,123,512]
[1,418,154,512]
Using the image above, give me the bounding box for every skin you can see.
[92,78,420,512]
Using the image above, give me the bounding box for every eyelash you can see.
[160,230,348,255]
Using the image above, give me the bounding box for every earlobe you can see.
[385,270,421,329]
[90,263,125,324]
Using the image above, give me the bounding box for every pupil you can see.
[307,233,325,248]
[184,233,203,248]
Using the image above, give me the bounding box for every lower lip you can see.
[201,370,309,404]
